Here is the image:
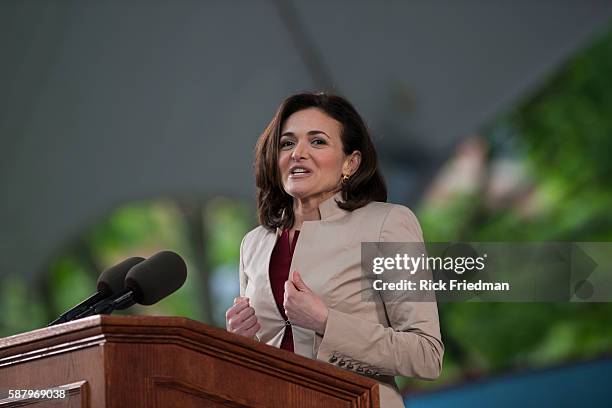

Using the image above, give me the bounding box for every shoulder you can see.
[240,225,273,255]
[353,201,418,225]
[352,201,423,242]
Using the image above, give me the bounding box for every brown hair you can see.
[254,91,387,231]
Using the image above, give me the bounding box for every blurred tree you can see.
[404,23,612,392]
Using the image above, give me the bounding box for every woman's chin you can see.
[284,182,311,197]
[286,189,309,199]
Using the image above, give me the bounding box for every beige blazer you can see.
[239,191,444,408]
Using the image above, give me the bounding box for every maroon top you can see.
[269,229,300,352]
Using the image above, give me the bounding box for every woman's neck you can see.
[291,190,336,230]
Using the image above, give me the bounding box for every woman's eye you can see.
[312,139,326,145]
[280,140,294,148]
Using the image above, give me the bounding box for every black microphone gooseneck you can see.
[48,257,145,326]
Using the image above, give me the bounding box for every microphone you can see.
[75,251,187,318]
[48,256,145,326]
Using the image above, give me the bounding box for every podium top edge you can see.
[0,315,379,390]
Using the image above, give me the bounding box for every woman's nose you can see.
[291,140,308,160]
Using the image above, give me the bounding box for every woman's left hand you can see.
[284,270,329,334]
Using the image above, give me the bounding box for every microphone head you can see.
[97,257,145,295]
[125,251,187,305]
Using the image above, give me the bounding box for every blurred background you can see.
[1,1,612,406]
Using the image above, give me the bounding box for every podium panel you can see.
[0,316,379,408]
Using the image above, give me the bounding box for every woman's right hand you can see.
[226,296,260,338]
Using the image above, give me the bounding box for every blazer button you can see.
[365,369,373,376]
[285,320,291,326]
[329,356,338,363]
[356,367,363,373]
[346,364,354,370]
[338,360,346,367]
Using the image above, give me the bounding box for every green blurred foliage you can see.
[50,256,96,313]
[205,197,252,266]
[0,276,47,336]
[405,24,612,391]
[87,200,190,261]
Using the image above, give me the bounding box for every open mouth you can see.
[289,168,312,178]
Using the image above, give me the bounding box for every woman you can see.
[226,92,443,408]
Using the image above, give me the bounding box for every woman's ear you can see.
[344,151,362,176]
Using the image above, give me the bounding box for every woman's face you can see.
[278,108,353,202]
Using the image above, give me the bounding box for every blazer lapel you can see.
[250,228,288,346]
[288,192,347,358]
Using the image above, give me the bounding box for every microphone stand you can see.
[48,292,109,326]
[74,289,138,319]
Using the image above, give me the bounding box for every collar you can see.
[318,190,345,220]
[275,191,346,237]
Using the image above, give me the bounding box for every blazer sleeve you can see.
[315,205,444,380]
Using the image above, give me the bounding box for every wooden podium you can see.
[0,315,380,407]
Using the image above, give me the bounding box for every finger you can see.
[227,301,249,319]
[237,315,259,335]
[236,306,255,322]
[284,280,295,296]
[227,303,251,324]
[235,299,251,312]
[228,316,239,331]
[239,314,258,331]
[234,296,249,305]
[226,306,238,321]
[243,323,261,338]
[291,270,309,292]
[229,298,249,317]
[291,270,300,282]
[283,285,293,308]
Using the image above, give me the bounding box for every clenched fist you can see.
[226,297,260,339]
